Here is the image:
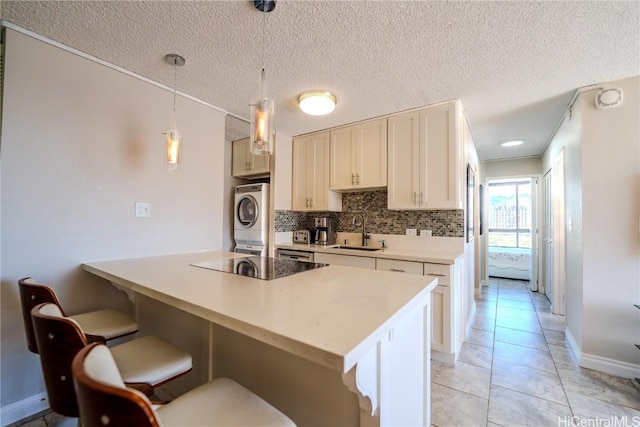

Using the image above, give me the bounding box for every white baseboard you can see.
[565,326,640,379]
[0,392,48,427]
[564,326,581,361]
[580,353,640,379]
[465,301,477,340]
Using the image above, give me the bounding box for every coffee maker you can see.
[314,216,336,245]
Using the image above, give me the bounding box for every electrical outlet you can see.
[406,228,417,236]
[135,202,151,218]
[421,229,432,237]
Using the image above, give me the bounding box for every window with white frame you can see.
[487,179,531,248]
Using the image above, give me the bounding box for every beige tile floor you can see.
[431,277,640,427]
[13,278,640,427]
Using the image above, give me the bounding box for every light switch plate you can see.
[406,228,417,236]
[421,229,432,237]
[135,202,151,218]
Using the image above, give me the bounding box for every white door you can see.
[543,170,553,301]
[551,151,566,315]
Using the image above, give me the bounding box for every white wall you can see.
[463,111,480,337]
[0,28,226,417]
[579,76,640,373]
[543,75,640,377]
[542,107,583,348]
[483,157,542,178]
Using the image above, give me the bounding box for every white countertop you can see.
[276,243,463,264]
[82,251,437,373]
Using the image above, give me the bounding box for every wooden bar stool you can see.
[31,303,193,419]
[72,342,296,427]
[19,277,138,353]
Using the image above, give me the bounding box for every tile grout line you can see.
[527,281,576,419]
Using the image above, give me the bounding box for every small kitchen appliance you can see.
[314,217,336,245]
[293,230,310,244]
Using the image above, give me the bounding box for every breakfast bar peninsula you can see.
[83,251,437,426]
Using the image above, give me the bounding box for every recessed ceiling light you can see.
[501,140,524,147]
[298,91,337,116]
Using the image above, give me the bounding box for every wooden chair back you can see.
[18,277,65,353]
[31,302,87,417]
[72,343,160,427]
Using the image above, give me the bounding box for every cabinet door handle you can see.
[429,273,446,277]
[309,198,313,208]
[305,198,309,208]
[413,192,417,205]
[390,268,406,272]
[352,174,355,185]
[420,191,424,206]
[356,173,360,184]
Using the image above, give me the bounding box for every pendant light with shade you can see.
[250,0,276,156]
[164,53,185,171]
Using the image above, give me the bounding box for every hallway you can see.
[431,277,640,426]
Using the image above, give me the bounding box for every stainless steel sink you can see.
[334,245,382,252]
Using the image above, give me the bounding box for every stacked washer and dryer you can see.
[233,183,269,256]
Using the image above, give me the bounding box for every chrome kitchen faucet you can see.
[352,213,370,246]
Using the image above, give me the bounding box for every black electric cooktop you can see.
[191,256,328,281]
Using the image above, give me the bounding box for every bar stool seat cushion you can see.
[110,335,192,386]
[70,309,138,340]
[156,377,296,426]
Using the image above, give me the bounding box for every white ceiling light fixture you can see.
[164,53,185,171]
[250,0,276,156]
[298,91,337,116]
[501,140,524,147]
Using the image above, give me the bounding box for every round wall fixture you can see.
[298,91,337,116]
[595,88,623,110]
[254,0,276,12]
[165,54,185,67]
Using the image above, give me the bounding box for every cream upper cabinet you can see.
[232,137,270,178]
[292,132,342,212]
[387,101,462,209]
[330,119,387,191]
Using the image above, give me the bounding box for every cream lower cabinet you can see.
[387,101,463,210]
[330,119,387,191]
[292,132,342,212]
[314,252,376,269]
[232,137,270,178]
[377,258,463,364]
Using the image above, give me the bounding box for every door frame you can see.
[482,173,542,289]
[550,150,566,315]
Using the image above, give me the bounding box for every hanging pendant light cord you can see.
[172,61,178,127]
[261,7,266,100]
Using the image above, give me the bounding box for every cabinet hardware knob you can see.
[352,174,355,185]
[356,173,360,184]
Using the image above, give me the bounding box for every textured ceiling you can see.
[2,1,639,161]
